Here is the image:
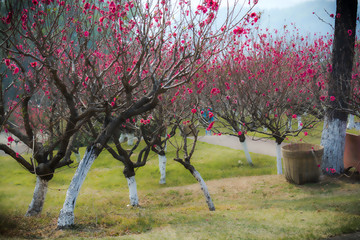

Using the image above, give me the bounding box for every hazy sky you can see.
[253,0,338,36]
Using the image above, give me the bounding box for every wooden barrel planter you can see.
[282,143,324,185]
[344,133,360,172]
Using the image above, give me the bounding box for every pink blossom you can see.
[304,132,308,136]
[292,114,297,119]
[330,13,334,18]
[32,0,38,5]
[16,152,20,158]
[111,101,115,107]
[348,29,352,36]
[191,108,197,114]
[4,59,10,66]
[206,122,214,131]
[238,131,242,136]
[330,96,336,101]
[250,12,256,18]
[84,31,89,37]
[30,62,38,68]
[7,136,14,143]
[13,67,19,74]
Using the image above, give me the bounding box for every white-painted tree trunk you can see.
[127,133,134,146]
[321,117,347,173]
[74,152,81,163]
[263,127,268,132]
[276,143,283,175]
[57,147,97,228]
[240,139,253,166]
[25,176,48,216]
[297,116,302,130]
[119,133,126,143]
[192,170,215,211]
[158,154,167,184]
[347,114,355,129]
[288,119,292,130]
[126,176,139,206]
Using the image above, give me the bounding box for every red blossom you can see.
[4,59,10,66]
[330,96,336,101]
[191,108,197,114]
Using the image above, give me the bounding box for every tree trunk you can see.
[321,117,347,173]
[347,114,355,129]
[57,147,98,228]
[74,152,81,163]
[276,143,283,175]
[297,116,302,130]
[158,154,167,184]
[126,176,139,206]
[119,133,126,143]
[240,139,253,166]
[127,133,135,146]
[25,176,48,216]
[191,169,215,211]
[321,0,357,174]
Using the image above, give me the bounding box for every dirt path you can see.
[196,134,286,157]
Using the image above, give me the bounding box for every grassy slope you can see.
[0,137,359,239]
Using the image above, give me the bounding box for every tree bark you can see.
[126,176,139,206]
[158,154,167,184]
[321,0,357,174]
[276,143,283,175]
[57,147,98,228]
[321,117,347,173]
[25,176,48,216]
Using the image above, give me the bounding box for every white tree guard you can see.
[297,116,302,130]
[57,147,97,228]
[25,176,48,216]
[127,133,135,146]
[192,170,215,211]
[321,117,347,173]
[126,176,139,206]
[347,114,355,129]
[74,152,81,163]
[276,143,283,175]
[158,154,167,184]
[241,139,253,166]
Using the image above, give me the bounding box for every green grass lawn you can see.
[0,138,359,239]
